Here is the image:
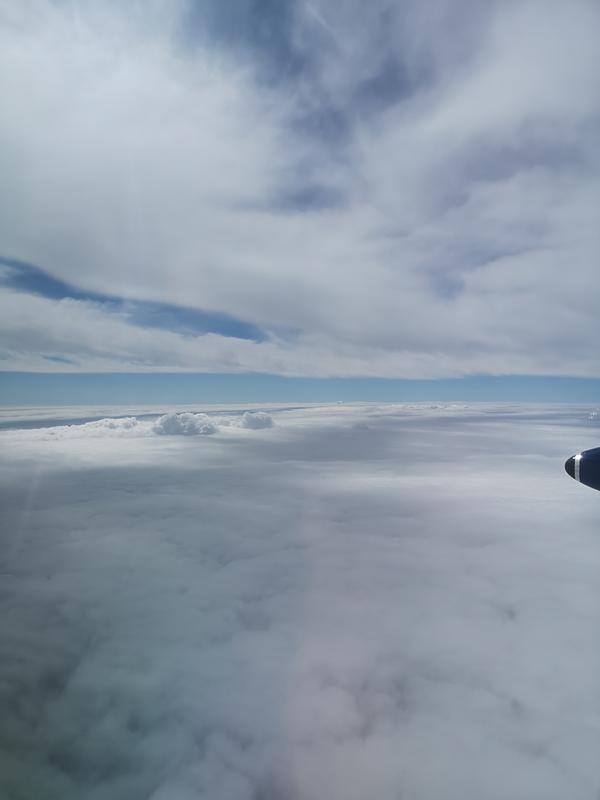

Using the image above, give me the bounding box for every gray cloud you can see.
[1,404,599,798]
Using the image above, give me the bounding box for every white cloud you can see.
[152,412,218,436]
[238,411,274,429]
[2,287,599,379]
[1,404,599,798]
[87,416,138,431]
[0,1,598,377]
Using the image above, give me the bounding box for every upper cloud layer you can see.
[0,0,598,377]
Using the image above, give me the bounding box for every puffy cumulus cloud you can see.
[152,412,218,436]
[150,410,275,436]
[238,411,274,429]
[1,404,600,799]
[0,1,599,378]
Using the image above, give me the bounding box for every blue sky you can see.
[0,1,598,402]
[1,372,598,406]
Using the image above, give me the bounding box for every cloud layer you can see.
[0,0,599,377]
[1,403,599,799]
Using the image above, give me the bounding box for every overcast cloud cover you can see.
[1,403,600,799]
[0,0,599,377]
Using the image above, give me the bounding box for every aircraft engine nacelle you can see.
[565,447,600,492]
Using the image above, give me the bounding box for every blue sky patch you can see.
[0,257,267,342]
[42,355,77,365]
[0,372,598,406]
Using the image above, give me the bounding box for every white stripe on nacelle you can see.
[574,453,582,482]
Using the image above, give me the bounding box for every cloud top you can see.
[238,411,274,429]
[152,412,218,436]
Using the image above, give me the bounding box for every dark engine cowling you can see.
[565,447,600,492]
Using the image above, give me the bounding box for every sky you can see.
[1,402,600,799]
[1,371,600,406]
[1,0,599,403]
